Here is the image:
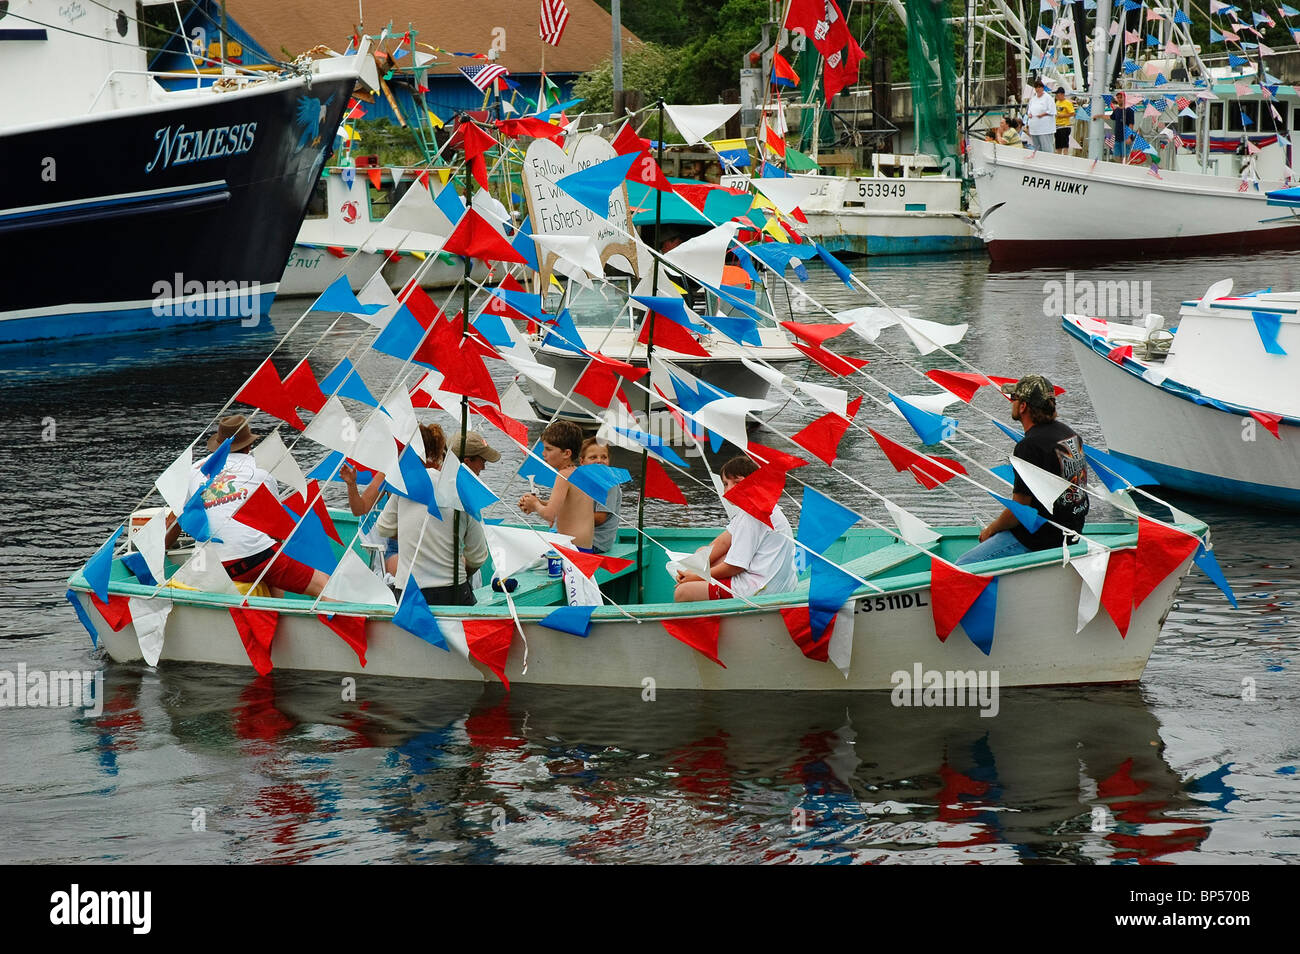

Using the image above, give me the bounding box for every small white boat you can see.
[1063,283,1300,509]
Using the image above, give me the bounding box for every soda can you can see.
[546,551,563,578]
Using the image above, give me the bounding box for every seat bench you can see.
[473,541,640,607]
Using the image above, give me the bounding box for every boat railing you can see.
[85,68,268,114]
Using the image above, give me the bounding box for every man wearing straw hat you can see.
[166,415,330,597]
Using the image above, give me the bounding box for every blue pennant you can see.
[731,243,763,284]
[489,287,547,320]
[518,441,558,489]
[761,160,790,178]
[392,578,448,650]
[540,604,596,637]
[83,526,126,603]
[815,243,854,287]
[394,444,440,517]
[120,551,157,586]
[556,153,640,216]
[531,97,583,121]
[512,216,539,271]
[614,425,687,466]
[433,182,466,226]
[179,487,220,543]
[542,308,587,354]
[1193,544,1238,608]
[1083,443,1158,491]
[890,393,958,445]
[809,557,860,638]
[959,575,998,656]
[281,506,341,575]
[744,242,819,274]
[455,465,500,520]
[370,305,424,362]
[310,275,384,316]
[705,313,762,346]
[631,295,711,333]
[988,491,1045,533]
[990,463,1015,485]
[472,309,514,349]
[992,419,1023,441]
[704,282,767,323]
[569,463,632,503]
[201,436,233,478]
[321,357,381,407]
[65,589,100,647]
[797,486,860,556]
[1252,311,1287,355]
[669,372,729,452]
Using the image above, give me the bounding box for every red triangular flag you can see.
[792,341,868,377]
[573,359,622,407]
[869,428,966,489]
[930,558,993,641]
[612,120,652,156]
[638,314,710,357]
[1100,548,1136,638]
[282,480,343,544]
[745,441,809,471]
[790,395,863,466]
[233,483,297,540]
[925,369,1017,404]
[457,122,498,190]
[662,615,725,668]
[230,607,279,675]
[644,456,687,504]
[780,606,834,661]
[412,313,464,369]
[471,402,527,445]
[780,320,853,346]
[555,544,634,579]
[326,245,348,259]
[464,618,514,688]
[1107,344,1134,364]
[584,349,649,381]
[1133,518,1200,608]
[318,613,367,667]
[283,359,327,414]
[764,122,787,158]
[1249,410,1283,439]
[400,284,444,327]
[722,462,788,528]
[89,592,133,631]
[439,339,500,405]
[366,168,383,190]
[235,359,306,430]
[442,209,527,265]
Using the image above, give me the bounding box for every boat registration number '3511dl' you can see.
[1021,175,1088,196]
[857,592,929,613]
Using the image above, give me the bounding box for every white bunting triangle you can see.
[838,306,902,343]
[882,499,942,547]
[302,396,359,456]
[320,548,397,607]
[793,379,848,417]
[352,414,405,494]
[828,602,854,678]
[252,429,308,501]
[357,272,402,329]
[1200,278,1233,306]
[169,546,239,594]
[501,380,544,422]
[751,176,819,216]
[740,357,806,407]
[689,396,776,450]
[897,316,969,356]
[662,222,738,290]
[381,386,421,446]
[134,511,167,586]
[484,524,573,579]
[156,445,193,515]
[1009,456,1073,512]
[436,450,463,512]
[1073,548,1110,633]
[128,597,173,666]
[663,103,740,145]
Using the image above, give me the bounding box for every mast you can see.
[612,0,625,117]
[635,100,665,604]
[1088,0,1111,160]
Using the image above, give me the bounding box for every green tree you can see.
[572,42,677,112]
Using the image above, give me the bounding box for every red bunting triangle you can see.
[662,615,725,667]
[868,428,966,489]
[930,558,993,641]
[554,544,635,579]
[1249,410,1283,439]
[925,369,1017,404]
[1107,344,1134,364]
[233,483,297,540]
[780,320,853,346]
[282,480,342,545]
[584,349,649,381]
[638,314,710,357]
[464,618,514,688]
[745,441,809,471]
[318,613,368,667]
[792,341,868,377]
[400,284,444,327]
[235,360,306,430]
[471,402,527,445]
[1133,518,1201,608]
[790,395,863,466]
[283,359,327,415]
[412,313,465,370]
[230,607,279,675]
[439,339,500,405]
[779,606,835,661]
[612,120,652,156]
[722,462,788,528]
[644,456,687,504]
[442,209,527,265]
[90,592,133,632]
[494,117,566,144]
[573,360,622,407]
[326,246,348,259]
[1100,548,1136,638]
[366,168,382,190]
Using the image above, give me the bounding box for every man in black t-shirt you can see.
[957,374,1090,566]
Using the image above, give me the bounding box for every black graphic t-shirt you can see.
[1010,420,1090,550]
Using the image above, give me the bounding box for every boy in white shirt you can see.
[673,456,797,602]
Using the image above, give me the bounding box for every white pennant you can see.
[252,429,308,501]
[740,357,805,407]
[882,499,942,547]
[128,597,173,666]
[1009,456,1072,512]
[663,222,738,290]
[484,524,573,579]
[891,392,961,416]
[751,177,819,216]
[665,545,713,580]
[1199,278,1233,306]
[352,414,405,494]
[663,103,740,145]
[793,379,848,417]
[828,602,854,678]
[320,548,397,607]
[302,396,359,456]
[897,316,969,356]
[356,272,402,330]
[532,234,603,280]
[689,396,776,450]
[169,546,239,594]
[1073,548,1110,633]
[501,380,544,422]
[156,445,193,515]
[837,305,903,343]
[499,350,560,393]
[382,386,421,446]
[135,511,167,586]
[435,450,464,512]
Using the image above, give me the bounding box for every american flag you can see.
[1105,133,1116,150]
[1238,179,1250,192]
[539,0,570,46]
[460,64,510,91]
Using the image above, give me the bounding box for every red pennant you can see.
[644,456,687,504]
[555,544,634,579]
[662,616,725,668]
[495,117,566,144]
[1100,548,1136,638]
[471,402,527,445]
[792,341,868,377]
[457,122,498,190]
[326,245,348,259]
[282,480,342,545]
[869,428,966,489]
[925,369,1017,404]
[722,462,788,528]
[318,613,368,667]
[482,274,531,323]
[638,314,710,357]
[612,120,652,156]
[235,360,306,430]
[745,441,809,471]
[1107,344,1134,364]
[283,359,327,414]
[779,606,834,661]
[439,339,500,404]
[366,168,383,190]
[929,558,993,641]
[584,349,649,381]
[442,209,527,265]
[412,313,465,370]
[233,483,297,540]
[626,151,673,191]
[1133,518,1200,608]
[400,284,444,327]
[573,360,622,407]
[780,320,853,346]
[1249,410,1283,439]
[90,593,133,632]
[790,395,863,466]
[464,618,514,688]
[230,607,279,675]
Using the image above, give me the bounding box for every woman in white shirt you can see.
[1025,78,1056,153]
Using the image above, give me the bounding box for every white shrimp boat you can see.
[1063,282,1300,509]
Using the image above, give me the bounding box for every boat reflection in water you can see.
[86,665,1221,863]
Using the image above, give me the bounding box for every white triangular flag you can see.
[751,176,819,216]
[1167,504,1199,526]
[883,499,942,547]
[690,396,776,450]
[436,450,463,512]
[838,306,902,342]
[664,545,713,580]
[1009,456,1072,512]
[302,396,359,456]
[740,357,805,407]
[169,546,239,594]
[892,392,961,416]
[1199,278,1233,306]
[320,548,397,607]
[828,602,854,678]
[663,222,738,290]
[351,414,405,493]
[382,386,420,445]
[471,189,512,236]
[437,616,472,661]
[156,445,194,515]
[127,597,173,666]
[389,166,404,187]
[793,379,848,417]
[357,272,402,329]
[253,429,308,501]
[501,380,543,421]
[897,316,969,356]
[135,511,167,586]
[498,350,559,393]
[1073,549,1110,633]
[663,103,740,145]
[484,524,573,579]
[532,233,602,280]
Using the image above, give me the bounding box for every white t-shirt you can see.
[1026,92,1056,136]
[186,452,277,562]
[723,505,797,598]
[375,465,489,589]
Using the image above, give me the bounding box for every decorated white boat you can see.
[1063,280,1300,509]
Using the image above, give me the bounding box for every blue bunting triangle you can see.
[310,275,384,316]
[518,441,558,488]
[455,464,499,520]
[705,313,762,346]
[434,182,466,226]
[540,604,597,637]
[631,295,711,333]
[959,575,998,655]
[988,491,1045,533]
[180,485,220,543]
[569,463,631,503]
[816,243,854,287]
[370,305,425,362]
[542,308,587,353]
[797,487,860,555]
[280,505,340,574]
[394,444,440,517]
[556,153,639,216]
[512,216,539,270]
[201,436,233,478]
[66,588,101,647]
[1252,311,1287,355]
[83,526,125,603]
[1194,544,1238,608]
[321,358,381,407]
[890,393,959,445]
[809,556,861,637]
[1083,443,1157,491]
[392,578,448,649]
[613,425,687,466]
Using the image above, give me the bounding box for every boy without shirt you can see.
[518,420,595,550]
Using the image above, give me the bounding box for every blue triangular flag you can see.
[518,441,557,489]
[796,486,860,555]
[321,357,381,407]
[532,97,583,122]
[1193,544,1238,608]
[512,216,539,271]
[370,305,425,362]
[540,604,597,637]
[280,505,340,574]
[1083,443,1157,490]
[959,575,998,655]
[815,243,854,288]
[472,309,514,349]
[631,295,711,333]
[394,444,440,517]
[433,182,466,226]
[308,451,371,483]
[541,308,587,354]
[179,486,220,543]
[65,589,100,647]
[1210,28,1224,43]
[761,160,790,178]
[310,275,384,316]
[988,491,1045,533]
[201,436,234,478]
[704,282,768,323]
[568,463,632,503]
[1175,9,1192,24]
[990,463,1015,484]
[613,425,687,466]
[556,153,640,216]
[809,556,860,637]
[890,393,959,445]
[120,551,158,586]
[392,578,448,650]
[731,243,764,284]
[991,419,1023,441]
[83,526,125,604]
[669,372,727,452]
[489,287,547,320]
[705,313,762,346]
[744,241,819,274]
[455,465,499,520]
[1252,311,1287,355]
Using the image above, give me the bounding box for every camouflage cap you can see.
[1002,374,1056,409]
